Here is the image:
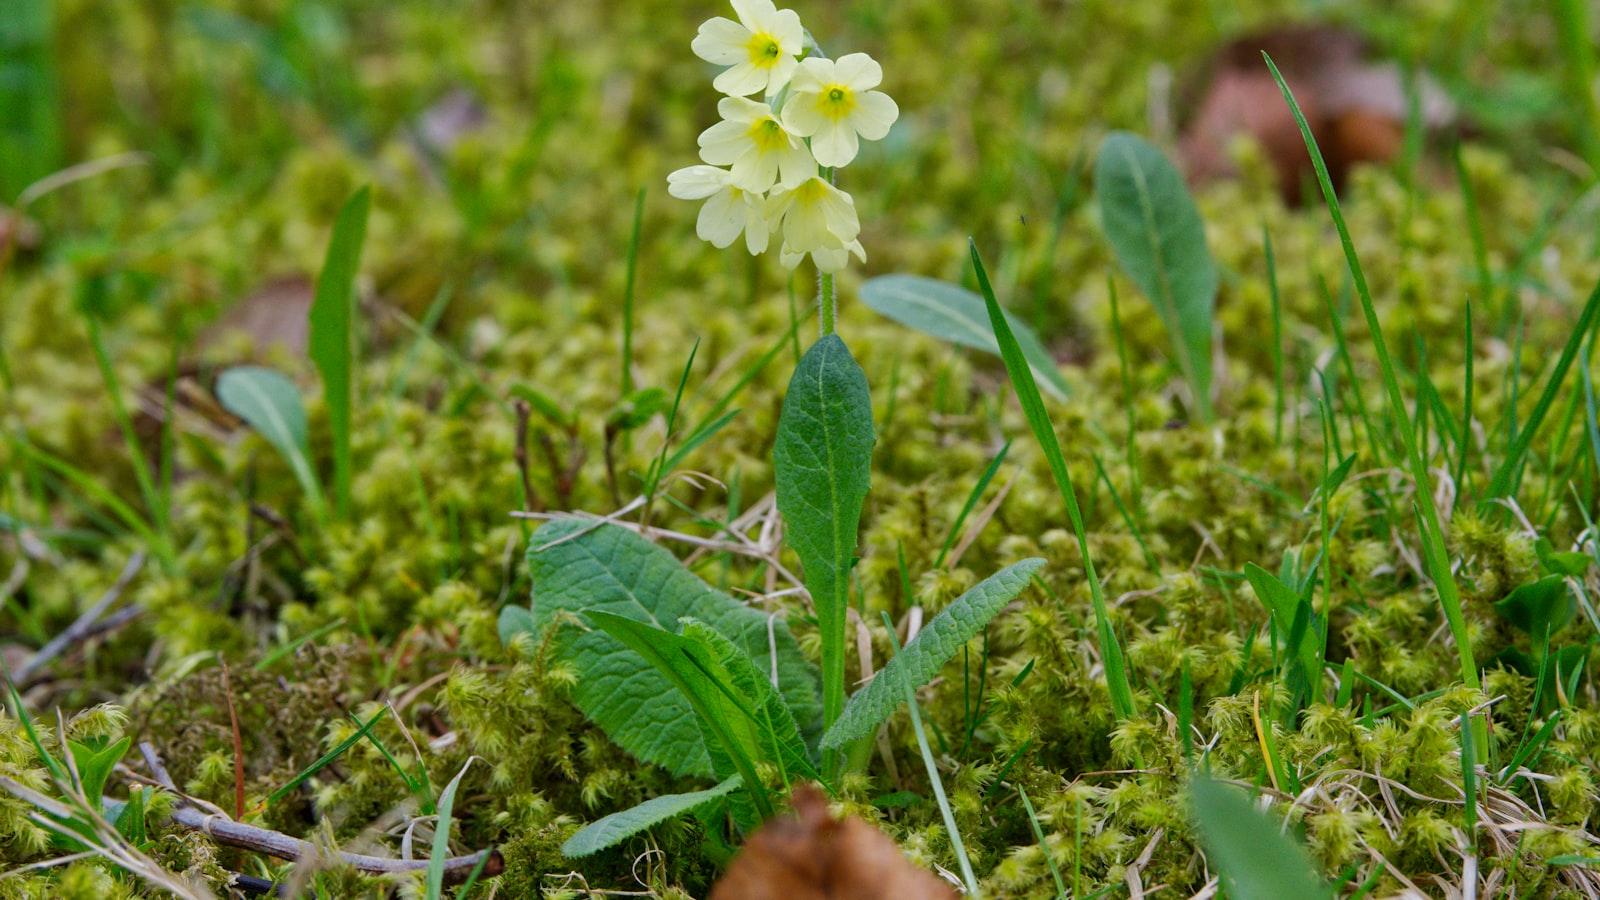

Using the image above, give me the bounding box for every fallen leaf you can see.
[1178,24,1455,203]
[709,784,958,900]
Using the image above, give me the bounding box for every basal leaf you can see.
[308,185,370,519]
[1189,777,1329,900]
[1094,131,1217,420]
[67,736,130,814]
[1494,575,1576,641]
[522,520,820,778]
[773,334,874,739]
[562,777,742,858]
[215,365,325,515]
[860,274,1070,400]
[822,558,1043,749]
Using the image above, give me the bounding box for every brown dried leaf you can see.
[710,784,958,900]
[199,275,315,359]
[1177,24,1455,203]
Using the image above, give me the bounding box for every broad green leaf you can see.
[308,185,370,519]
[1189,777,1329,900]
[678,620,817,780]
[1494,575,1575,641]
[1094,131,1217,420]
[860,275,1069,400]
[215,365,325,515]
[521,520,820,778]
[971,241,1138,722]
[822,558,1043,749]
[1242,563,1323,694]
[563,777,742,858]
[773,334,874,739]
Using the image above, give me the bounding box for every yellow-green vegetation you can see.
[5,0,1600,896]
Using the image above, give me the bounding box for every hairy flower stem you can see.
[818,270,836,336]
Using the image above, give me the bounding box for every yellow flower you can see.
[697,97,816,192]
[691,0,804,98]
[766,175,862,272]
[781,52,898,168]
[666,165,773,255]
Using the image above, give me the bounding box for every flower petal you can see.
[810,120,858,168]
[713,61,768,97]
[667,165,731,200]
[697,119,748,165]
[731,0,778,32]
[771,8,804,51]
[717,95,769,123]
[850,90,898,140]
[764,54,797,97]
[833,53,882,91]
[781,93,827,136]
[691,17,750,65]
[730,147,780,192]
[777,142,816,186]
[789,57,829,93]
[697,188,745,248]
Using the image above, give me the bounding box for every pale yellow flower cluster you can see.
[668,0,897,273]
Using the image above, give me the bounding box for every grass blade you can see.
[425,757,475,900]
[1265,52,1485,754]
[265,706,388,808]
[308,185,371,520]
[970,239,1137,720]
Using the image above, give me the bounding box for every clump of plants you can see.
[7,0,1600,896]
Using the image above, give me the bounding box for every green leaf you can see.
[215,365,325,516]
[1536,538,1591,577]
[1094,131,1217,420]
[425,758,473,900]
[524,520,820,778]
[67,736,130,813]
[822,558,1043,749]
[563,777,742,858]
[1494,575,1576,640]
[585,611,773,819]
[114,785,147,845]
[1189,777,1329,900]
[859,274,1070,400]
[773,334,874,742]
[1242,563,1323,695]
[970,241,1138,722]
[308,185,370,519]
[497,605,536,649]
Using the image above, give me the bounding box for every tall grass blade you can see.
[1265,52,1485,754]
[970,239,1137,720]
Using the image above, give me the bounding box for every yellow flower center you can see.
[794,178,829,204]
[747,117,789,153]
[746,32,783,67]
[817,83,856,120]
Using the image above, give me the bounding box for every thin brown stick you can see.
[16,552,145,683]
[138,743,500,882]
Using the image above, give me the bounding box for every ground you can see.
[4,0,1600,897]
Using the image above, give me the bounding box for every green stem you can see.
[818,269,835,336]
